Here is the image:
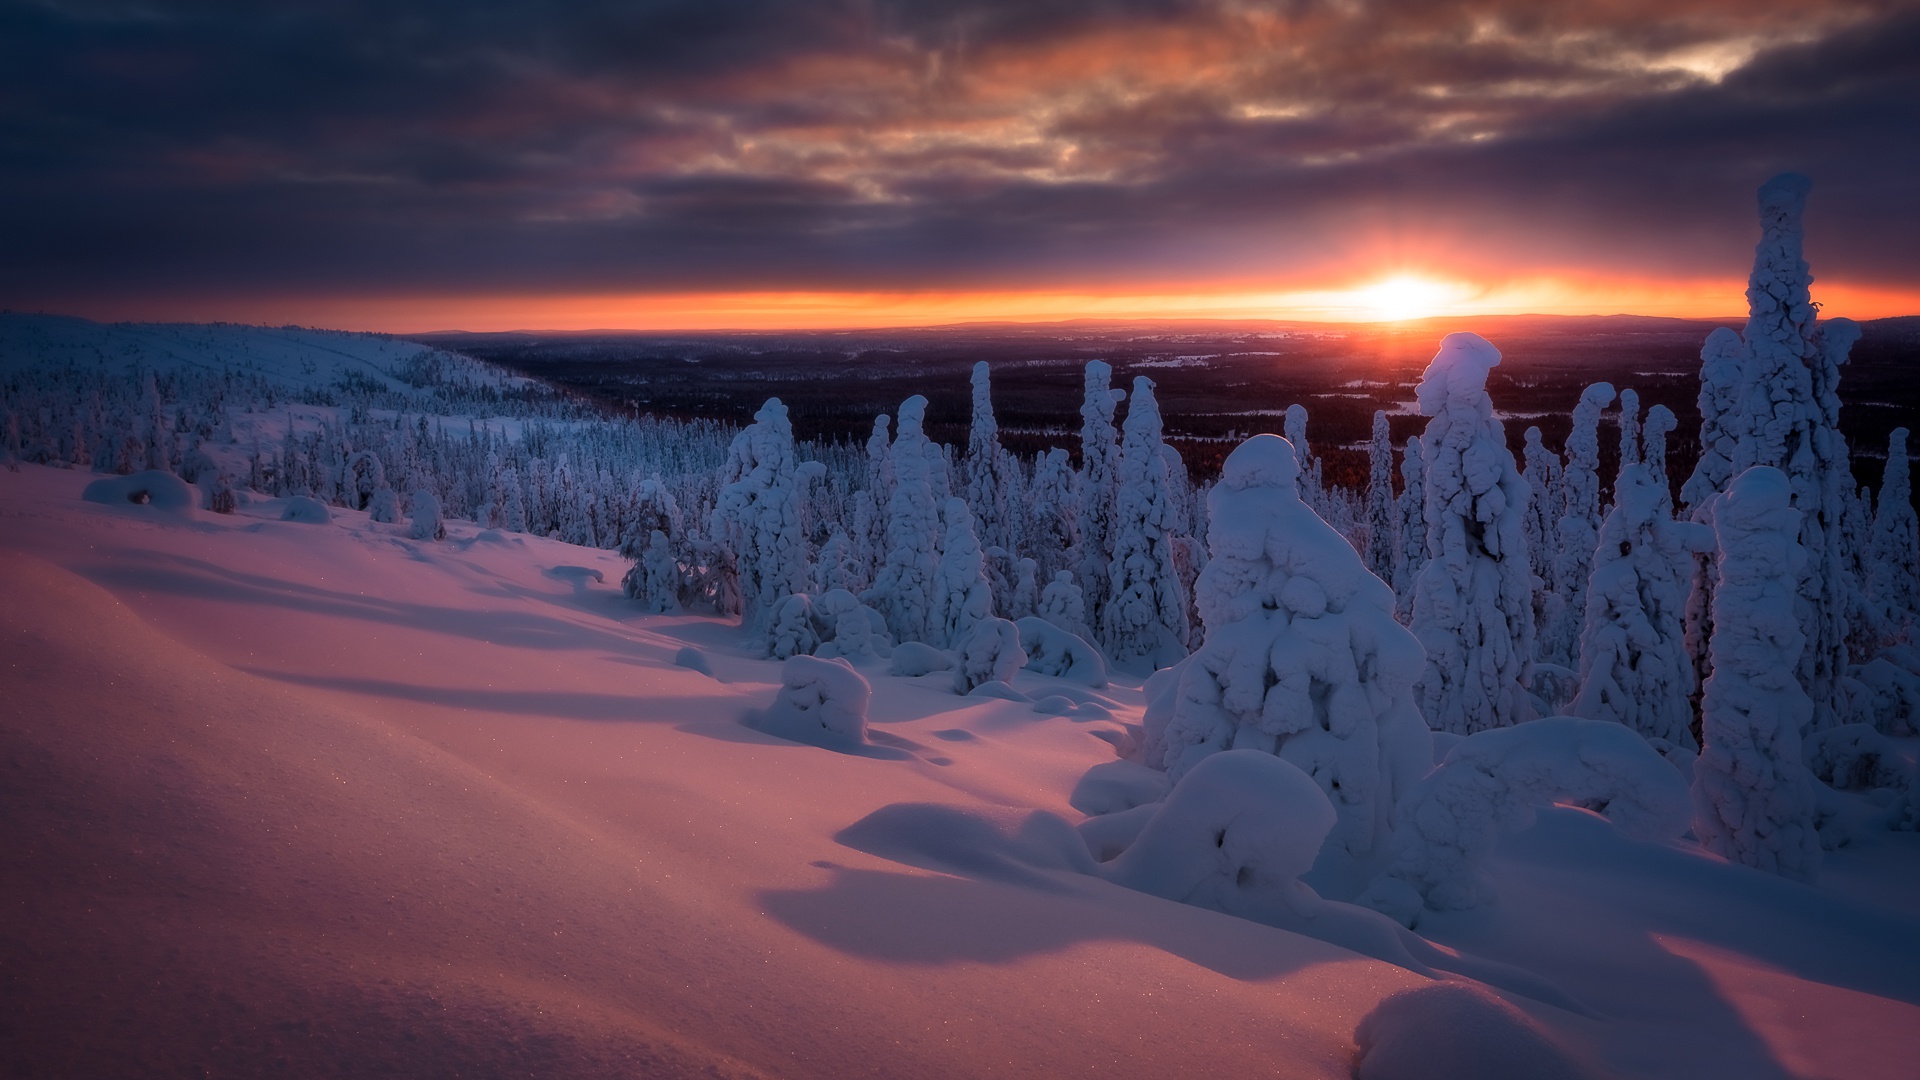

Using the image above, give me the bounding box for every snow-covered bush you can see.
[82,470,197,516]
[755,655,871,750]
[1359,716,1690,923]
[1104,749,1335,917]
[1852,654,1920,736]
[366,484,398,524]
[766,593,823,660]
[812,588,892,663]
[1102,377,1190,673]
[409,489,445,540]
[1804,725,1910,793]
[1570,464,1713,754]
[1015,616,1108,688]
[206,472,238,515]
[1692,465,1822,882]
[1150,434,1432,891]
[1409,333,1536,734]
[953,616,1028,694]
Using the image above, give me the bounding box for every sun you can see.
[1355,275,1458,321]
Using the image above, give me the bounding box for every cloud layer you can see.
[3,0,1916,319]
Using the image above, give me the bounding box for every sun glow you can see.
[1353,275,1467,321]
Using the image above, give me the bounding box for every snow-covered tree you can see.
[1075,361,1121,628]
[1409,333,1536,735]
[932,498,995,649]
[1870,428,1918,629]
[1009,557,1039,621]
[710,398,811,635]
[1284,404,1323,510]
[1391,435,1425,622]
[1521,425,1563,648]
[1103,377,1190,673]
[865,396,942,644]
[1026,447,1078,579]
[964,362,1017,552]
[1642,405,1676,504]
[1364,410,1398,584]
[1692,465,1821,882]
[1545,383,1615,665]
[1148,434,1432,895]
[1617,387,1641,473]
[1570,464,1713,754]
[813,527,861,594]
[953,616,1027,694]
[409,489,445,541]
[1037,569,1094,646]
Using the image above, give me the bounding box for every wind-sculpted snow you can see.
[1409,333,1536,735]
[1693,465,1822,882]
[1360,716,1690,924]
[1150,435,1431,893]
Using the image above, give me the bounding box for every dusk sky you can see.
[5,0,1918,329]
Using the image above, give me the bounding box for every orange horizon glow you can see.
[23,275,1920,334]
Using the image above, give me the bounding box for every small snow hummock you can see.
[1353,983,1595,1080]
[1408,333,1536,734]
[888,640,952,678]
[1358,716,1691,924]
[673,646,715,677]
[409,489,445,541]
[953,616,1027,695]
[81,470,197,515]
[280,495,332,525]
[1104,749,1335,918]
[1692,465,1822,883]
[753,655,872,750]
[1015,616,1108,688]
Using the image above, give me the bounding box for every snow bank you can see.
[888,641,952,677]
[1353,983,1595,1080]
[81,470,196,516]
[835,803,1099,889]
[280,495,333,525]
[1015,617,1108,687]
[753,655,872,750]
[1360,716,1690,923]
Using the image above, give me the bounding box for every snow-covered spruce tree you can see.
[1150,434,1432,894]
[1364,410,1398,584]
[1010,557,1039,621]
[1699,175,1861,731]
[1037,570,1095,646]
[1026,447,1078,580]
[1617,387,1641,472]
[1683,328,1747,513]
[813,527,861,594]
[1570,464,1713,755]
[1544,383,1615,665]
[1284,404,1324,511]
[865,396,943,644]
[1642,405,1676,504]
[932,498,995,650]
[1409,333,1536,735]
[1391,435,1426,622]
[1075,361,1122,630]
[409,489,446,541]
[1521,425,1563,649]
[1870,428,1918,629]
[620,477,684,612]
[710,398,811,636]
[1693,465,1821,882]
[964,362,1017,553]
[1103,377,1190,673]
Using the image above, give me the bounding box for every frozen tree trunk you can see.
[964,362,1017,553]
[1103,377,1190,673]
[1545,383,1615,666]
[865,397,942,644]
[1076,362,1122,632]
[1391,436,1426,623]
[1571,464,1713,754]
[932,498,995,650]
[1693,466,1822,883]
[1153,434,1432,897]
[710,398,811,636]
[1409,334,1536,735]
[1870,428,1918,631]
[1364,410,1398,585]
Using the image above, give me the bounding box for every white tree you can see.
[932,497,995,649]
[865,396,943,644]
[1545,383,1615,665]
[710,398,811,635]
[1409,333,1536,735]
[1149,434,1432,895]
[1103,377,1190,673]
[1617,387,1641,473]
[1364,410,1398,584]
[1284,403,1324,511]
[1869,428,1918,629]
[1391,435,1426,622]
[965,362,1016,552]
[1570,464,1712,754]
[1521,425,1563,651]
[1027,447,1078,580]
[1692,465,1822,883]
[1643,404,1676,504]
[1075,361,1122,628]
[1037,569,1095,645]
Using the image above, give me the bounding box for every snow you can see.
[1015,616,1109,688]
[280,494,333,524]
[754,654,874,750]
[81,469,197,515]
[1101,377,1189,673]
[952,616,1027,694]
[1354,982,1597,1080]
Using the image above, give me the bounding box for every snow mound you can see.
[81,471,196,516]
[1069,759,1167,816]
[889,641,952,677]
[673,646,715,677]
[954,617,1027,694]
[1015,617,1108,687]
[753,655,872,750]
[1104,750,1335,915]
[834,803,1098,889]
[1361,716,1690,923]
[1804,725,1911,792]
[966,680,1030,702]
[1353,983,1594,1080]
[280,496,332,525]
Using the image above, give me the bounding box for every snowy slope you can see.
[5,461,1919,1078]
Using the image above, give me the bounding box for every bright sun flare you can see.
[1356,275,1457,321]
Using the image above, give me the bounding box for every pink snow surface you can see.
[4,461,1919,1078]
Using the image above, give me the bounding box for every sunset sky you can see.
[4,0,1917,330]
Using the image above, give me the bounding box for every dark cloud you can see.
[1,0,1916,309]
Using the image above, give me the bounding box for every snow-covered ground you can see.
[5,460,1918,1078]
